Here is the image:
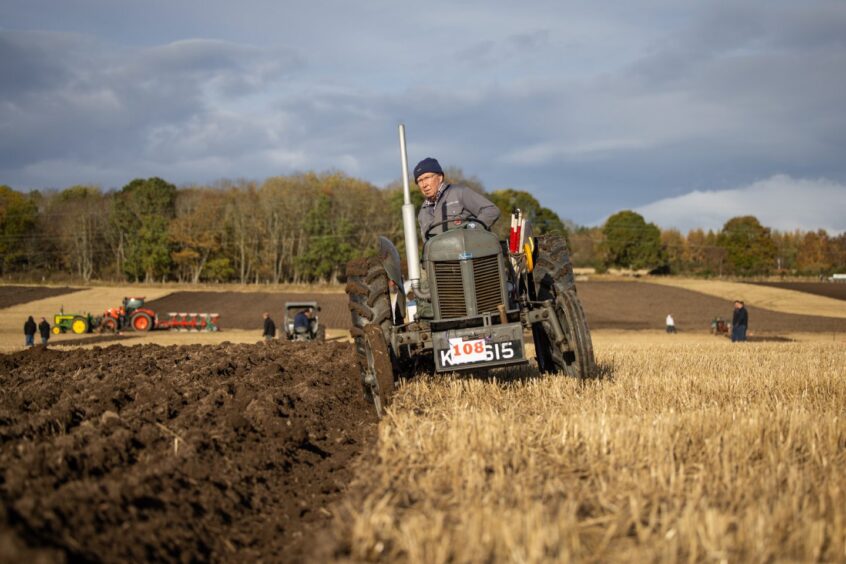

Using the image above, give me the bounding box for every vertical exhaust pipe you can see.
[398,124,422,290]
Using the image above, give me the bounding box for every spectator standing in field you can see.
[731,300,748,342]
[38,317,51,346]
[262,312,276,341]
[665,313,676,334]
[23,316,37,347]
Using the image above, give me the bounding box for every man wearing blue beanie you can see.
[414,157,500,241]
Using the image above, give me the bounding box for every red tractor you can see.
[100,297,158,332]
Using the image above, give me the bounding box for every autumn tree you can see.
[660,228,686,274]
[221,181,262,284]
[112,177,177,282]
[0,185,39,274]
[488,189,568,239]
[170,187,227,283]
[601,210,664,270]
[771,230,802,273]
[796,230,833,275]
[717,216,776,276]
[50,186,106,281]
[567,226,601,269]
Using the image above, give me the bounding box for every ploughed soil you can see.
[577,281,846,333]
[145,292,349,332]
[751,281,846,301]
[0,286,82,309]
[0,340,375,562]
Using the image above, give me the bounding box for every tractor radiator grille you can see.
[473,255,503,314]
[434,261,466,318]
[433,255,503,318]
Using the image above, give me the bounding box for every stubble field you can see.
[327,340,846,562]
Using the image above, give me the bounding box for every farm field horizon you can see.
[1,277,844,352]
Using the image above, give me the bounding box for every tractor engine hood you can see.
[423,225,501,263]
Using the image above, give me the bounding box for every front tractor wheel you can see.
[100,317,118,333]
[555,291,594,378]
[131,313,153,332]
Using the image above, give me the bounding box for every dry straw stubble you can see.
[334,341,845,563]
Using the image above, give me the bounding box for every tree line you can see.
[571,211,846,277]
[1,176,843,283]
[0,170,566,284]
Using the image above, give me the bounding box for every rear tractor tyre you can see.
[533,235,576,298]
[131,313,153,332]
[345,257,394,407]
[71,316,89,335]
[532,235,595,378]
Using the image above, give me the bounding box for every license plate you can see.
[437,338,523,369]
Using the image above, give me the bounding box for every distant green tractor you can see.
[52,311,97,335]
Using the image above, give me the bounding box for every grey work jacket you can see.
[418,183,501,241]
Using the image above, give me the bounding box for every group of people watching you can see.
[23,316,51,347]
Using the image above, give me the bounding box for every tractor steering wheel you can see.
[424,216,490,240]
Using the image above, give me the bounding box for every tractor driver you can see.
[293,308,313,336]
[414,157,501,241]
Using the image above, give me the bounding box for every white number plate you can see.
[438,338,522,368]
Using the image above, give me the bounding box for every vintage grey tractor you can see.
[346,125,594,417]
[283,302,325,342]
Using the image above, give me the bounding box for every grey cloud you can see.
[0,30,302,186]
[453,29,551,68]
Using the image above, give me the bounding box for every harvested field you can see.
[0,286,82,309]
[0,341,375,562]
[752,281,846,301]
[327,341,846,562]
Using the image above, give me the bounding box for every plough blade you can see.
[163,312,221,332]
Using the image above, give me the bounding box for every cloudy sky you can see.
[2,0,845,233]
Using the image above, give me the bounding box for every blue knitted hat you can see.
[413,157,443,182]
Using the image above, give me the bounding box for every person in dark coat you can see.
[262,312,276,341]
[414,157,501,241]
[24,316,37,347]
[293,309,313,336]
[38,317,51,346]
[731,300,748,342]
